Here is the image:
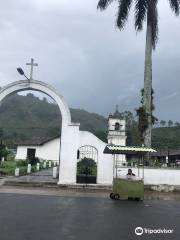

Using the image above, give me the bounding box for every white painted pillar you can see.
[43,161,46,169]
[53,167,58,178]
[49,161,52,168]
[27,164,31,174]
[36,163,40,171]
[15,168,19,177]
[58,125,79,184]
[97,151,114,185]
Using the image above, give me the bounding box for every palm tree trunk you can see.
[143,17,152,147]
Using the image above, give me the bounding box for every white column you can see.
[27,164,31,174]
[53,167,58,178]
[36,163,40,171]
[15,168,19,177]
[49,161,52,168]
[58,125,79,184]
[43,161,46,169]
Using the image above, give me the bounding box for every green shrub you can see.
[0,161,16,169]
[77,158,97,176]
[16,160,28,167]
[19,166,28,175]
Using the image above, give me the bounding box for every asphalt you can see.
[4,168,57,183]
[0,192,179,240]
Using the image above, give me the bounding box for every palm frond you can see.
[135,0,148,31]
[117,0,133,29]
[169,0,180,15]
[147,0,158,49]
[97,0,114,10]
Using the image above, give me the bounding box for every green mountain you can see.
[152,127,180,149]
[0,93,108,147]
[0,93,179,149]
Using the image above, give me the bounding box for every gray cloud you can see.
[0,0,179,121]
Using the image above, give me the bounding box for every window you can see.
[115,122,120,131]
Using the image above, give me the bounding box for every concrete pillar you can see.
[49,161,52,168]
[15,168,19,177]
[36,163,40,171]
[58,125,79,184]
[27,164,31,174]
[53,167,58,179]
[43,161,47,169]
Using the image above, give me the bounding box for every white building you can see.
[0,78,126,185]
[15,136,61,164]
[15,107,127,184]
[16,108,126,163]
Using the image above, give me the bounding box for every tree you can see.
[160,120,166,127]
[0,141,9,162]
[0,128,3,139]
[97,0,180,147]
[168,120,173,127]
[175,122,180,127]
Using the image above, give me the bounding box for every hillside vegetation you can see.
[0,93,179,149]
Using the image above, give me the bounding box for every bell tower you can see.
[107,106,127,167]
[107,105,126,146]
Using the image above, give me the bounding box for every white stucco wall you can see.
[78,131,113,184]
[16,138,60,162]
[36,138,60,161]
[16,145,33,160]
[58,124,80,184]
[117,167,180,186]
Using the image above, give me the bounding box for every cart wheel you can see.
[110,193,115,199]
[114,194,120,200]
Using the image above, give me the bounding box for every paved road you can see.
[4,168,57,183]
[0,193,179,240]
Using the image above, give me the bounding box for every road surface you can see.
[0,192,179,240]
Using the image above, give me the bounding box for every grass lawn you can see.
[0,160,46,176]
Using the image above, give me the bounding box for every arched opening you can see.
[77,145,98,162]
[0,90,61,177]
[0,80,72,182]
[115,122,120,131]
[76,145,98,184]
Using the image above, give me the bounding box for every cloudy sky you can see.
[0,0,180,121]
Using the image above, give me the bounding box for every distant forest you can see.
[0,93,180,149]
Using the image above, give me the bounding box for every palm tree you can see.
[97,0,180,147]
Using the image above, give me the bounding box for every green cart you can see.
[110,178,144,200]
[104,145,156,200]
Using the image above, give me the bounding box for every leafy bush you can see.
[16,160,28,167]
[0,161,16,169]
[19,166,28,175]
[77,158,97,176]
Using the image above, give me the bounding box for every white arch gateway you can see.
[0,80,113,184]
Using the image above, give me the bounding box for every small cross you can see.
[26,58,38,80]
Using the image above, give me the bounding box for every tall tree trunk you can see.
[143,17,152,147]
